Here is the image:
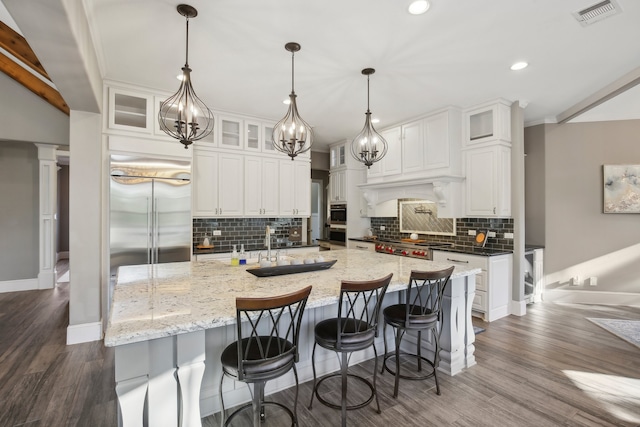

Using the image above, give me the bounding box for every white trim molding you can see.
[544,289,640,307]
[67,321,103,345]
[510,299,527,316]
[36,143,58,291]
[0,278,39,293]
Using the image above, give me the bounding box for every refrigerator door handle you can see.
[154,197,159,264]
[147,197,152,264]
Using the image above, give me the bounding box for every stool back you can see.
[404,267,454,328]
[336,273,393,351]
[235,286,312,381]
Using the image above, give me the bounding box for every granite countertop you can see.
[348,237,512,257]
[105,249,480,347]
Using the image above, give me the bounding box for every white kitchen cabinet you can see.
[464,144,511,217]
[432,251,512,322]
[330,169,347,203]
[330,143,347,169]
[263,124,276,153]
[464,99,511,147]
[367,126,402,178]
[244,120,261,152]
[347,240,375,251]
[192,149,244,217]
[107,87,153,133]
[279,160,311,216]
[217,116,244,150]
[399,109,462,177]
[400,119,424,174]
[244,156,279,216]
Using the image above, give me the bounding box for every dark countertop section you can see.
[348,237,512,257]
[193,242,319,256]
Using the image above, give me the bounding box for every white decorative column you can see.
[439,275,476,375]
[35,143,58,289]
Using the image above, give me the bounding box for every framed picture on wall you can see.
[603,165,640,213]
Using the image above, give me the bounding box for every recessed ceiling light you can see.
[510,61,528,71]
[283,99,291,105]
[408,0,430,15]
[372,118,380,124]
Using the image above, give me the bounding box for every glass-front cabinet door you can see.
[218,116,243,149]
[263,124,276,153]
[245,121,261,151]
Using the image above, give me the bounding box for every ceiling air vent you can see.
[573,0,621,26]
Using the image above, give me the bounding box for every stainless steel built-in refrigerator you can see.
[109,155,191,278]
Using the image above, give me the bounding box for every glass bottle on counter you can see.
[239,244,246,265]
[231,245,239,266]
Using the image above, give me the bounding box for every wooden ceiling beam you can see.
[0,21,50,79]
[0,20,69,115]
[0,51,69,115]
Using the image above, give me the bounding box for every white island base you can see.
[107,250,478,426]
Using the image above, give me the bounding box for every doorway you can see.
[309,180,323,244]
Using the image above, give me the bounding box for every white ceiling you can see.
[3,0,640,151]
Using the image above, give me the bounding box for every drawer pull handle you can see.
[356,246,368,250]
[447,258,469,263]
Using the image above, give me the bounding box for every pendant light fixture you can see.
[272,42,314,160]
[158,4,214,149]
[350,68,387,168]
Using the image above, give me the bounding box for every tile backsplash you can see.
[193,218,303,253]
[370,216,514,252]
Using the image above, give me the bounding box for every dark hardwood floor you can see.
[1,262,638,426]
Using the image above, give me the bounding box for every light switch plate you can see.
[213,230,221,236]
[504,232,514,239]
[487,231,496,238]
[380,226,386,231]
[468,230,477,236]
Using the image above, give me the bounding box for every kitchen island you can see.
[106,249,480,427]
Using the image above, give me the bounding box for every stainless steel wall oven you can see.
[330,203,347,225]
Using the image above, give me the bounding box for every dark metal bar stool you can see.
[308,273,392,427]
[219,286,312,427]
[381,266,454,398]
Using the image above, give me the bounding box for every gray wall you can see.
[524,125,546,246]
[525,120,640,293]
[0,73,69,146]
[0,141,39,280]
[57,165,70,252]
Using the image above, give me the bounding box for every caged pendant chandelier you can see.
[350,68,387,168]
[272,42,314,160]
[158,4,214,149]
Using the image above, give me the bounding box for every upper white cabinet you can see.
[107,87,153,133]
[279,160,311,216]
[330,169,347,203]
[330,144,347,169]
[462,99,512,217]
[244,156,279,216]
[367,126,402,178]
[400,108,462,177]
[192,148,244,217]
[464,144,511,217]
[464,99,511,146]
[217,116,243,150]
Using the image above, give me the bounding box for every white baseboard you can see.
[38,270,55,289]
[510,299,527,316]
[544,289,640,307]
[0,278,39,293]
[67,321,103,345]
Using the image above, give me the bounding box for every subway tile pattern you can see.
[370,216,514,252]
[193,218,303,253]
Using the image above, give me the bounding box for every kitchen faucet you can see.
[265,225,272,261]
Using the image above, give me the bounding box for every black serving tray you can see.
[246,260,337,277]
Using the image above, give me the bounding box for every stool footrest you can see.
[224,400,295,427]
[313,372,375,411]
[382,352,437,381]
